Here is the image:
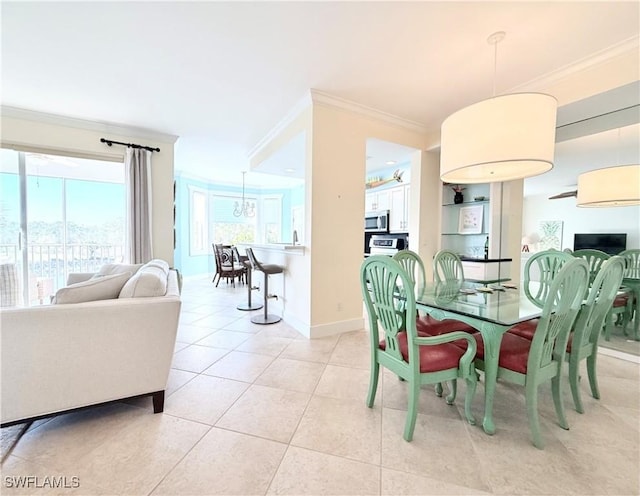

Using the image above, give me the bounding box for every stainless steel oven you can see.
[364,210,389,233]
[369,235,407,256]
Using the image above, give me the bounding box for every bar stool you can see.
[237,255,263,311]
[245,248,284,325]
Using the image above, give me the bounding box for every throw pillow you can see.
[119,263,168,298]
[54,272,131,304]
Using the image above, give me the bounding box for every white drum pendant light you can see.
[440,32,557,184]
[577,164,640,207]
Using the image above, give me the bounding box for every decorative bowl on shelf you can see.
[474,196,486,201]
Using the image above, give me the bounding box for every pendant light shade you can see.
[577,164,640,207]
[440,93,558,184]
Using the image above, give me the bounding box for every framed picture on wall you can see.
[458,205,483,234]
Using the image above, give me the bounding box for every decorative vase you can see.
[454,192,464,204]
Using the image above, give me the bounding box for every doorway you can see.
[0,149,125,306]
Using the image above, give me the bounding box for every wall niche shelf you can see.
[442,199,490,207]
[440,183,492,258]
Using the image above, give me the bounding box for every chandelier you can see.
[233,171,255,217]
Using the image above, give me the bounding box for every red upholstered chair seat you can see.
[613,294,629,307]
[452,332,532,374]
[566,334,574,353]
[506,319,540,341]
[379,332,466,373]
[415,315,477,336]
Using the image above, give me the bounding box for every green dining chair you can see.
[572,249,610,285]
[433,250,464,283]
[572,249,630,341]
[401,250,476,398]
[360,255,478,441]
[393,250,426,297]
[523,249,573,308]
[471,258,589,449]
[619,249,640,341]
[509,249,573,341]
[566,256,625,413]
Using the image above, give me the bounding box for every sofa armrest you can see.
[66,272,95,285]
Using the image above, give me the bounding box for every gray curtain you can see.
[125,148,153,263]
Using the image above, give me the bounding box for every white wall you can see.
[523,194,640,252]
[0,108,178,264]
[250,95,434,338]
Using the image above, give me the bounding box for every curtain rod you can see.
[100,138,160,153]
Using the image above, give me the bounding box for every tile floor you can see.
[2,275,639,495]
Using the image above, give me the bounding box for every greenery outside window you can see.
[210,193,257,245]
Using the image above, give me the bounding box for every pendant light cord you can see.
[487,31,505,98]
[493,38,497,97]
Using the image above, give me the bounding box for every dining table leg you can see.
[478,324,507,435]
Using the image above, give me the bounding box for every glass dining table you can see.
[414,280,542,435]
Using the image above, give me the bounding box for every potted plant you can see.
[451,185,466,204]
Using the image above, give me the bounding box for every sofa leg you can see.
[152,391,165,413]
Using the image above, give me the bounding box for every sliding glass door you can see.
[0,149,125,306]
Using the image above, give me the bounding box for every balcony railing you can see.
[0,243,125,304]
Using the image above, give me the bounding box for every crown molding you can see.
[309,89,430,134]
[247,92,313,160]
[1,106,179,144]
[248,88,431,161]
[511,36,640,93]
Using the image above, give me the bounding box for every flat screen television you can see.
[573,233,627,255]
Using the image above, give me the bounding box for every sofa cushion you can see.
[119,259,169,298]
[54,272,132,304]
[96,263,143,277]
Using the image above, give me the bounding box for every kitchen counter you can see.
[459,257,513,263]
[461,258,512,283]
[238,243,305,254]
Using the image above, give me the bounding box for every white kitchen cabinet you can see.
[365,189,390,212]
[389,185,410,232]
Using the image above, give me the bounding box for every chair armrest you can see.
[66,272,95,285]
[414,331,477,375]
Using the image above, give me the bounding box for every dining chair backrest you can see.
[572,249,610,286]
[393,250,426,292]
[361,255,416,365]
[212,243,224,269]
[528,258,589,372]
[245,247,263,272]
[620,249,640,280]
[572,256,625,350]
[524,249,573,307]
[433,250,464,283]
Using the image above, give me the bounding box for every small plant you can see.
[450,185,466,193]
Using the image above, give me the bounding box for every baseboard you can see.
[282,313,365,339]
[309,317,365,339]
[598,346,640,363]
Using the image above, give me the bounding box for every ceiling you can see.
[1,2,639,189]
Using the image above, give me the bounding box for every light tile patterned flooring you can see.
[2,275,639,495]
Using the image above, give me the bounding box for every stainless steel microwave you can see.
[364,210,389,233]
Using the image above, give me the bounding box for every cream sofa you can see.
[0,261,181,427]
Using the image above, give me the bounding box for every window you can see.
[262,196,282,243]
[210,194,256,245]
[0,149,125,304]
[186,188,284,255]
[189,187,208,255]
